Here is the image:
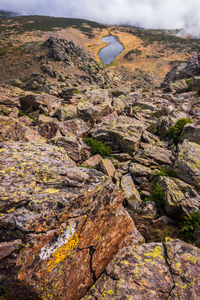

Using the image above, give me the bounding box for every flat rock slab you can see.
[83,239,200,300]
[140,142,173,165]
[0,142,134,300]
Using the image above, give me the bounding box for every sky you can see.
[1,0,200,37]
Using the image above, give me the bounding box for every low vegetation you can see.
[145,180,164,207]
[83,137,111,158]
[168,118,192,144]
[180,210,200,241]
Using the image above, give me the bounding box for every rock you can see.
[142,201,157,218]
[190,100,200,117]
[62,118,89,137]
[194,225,200,247]
[158,176,200,217]
[140,142,173,165]
[130,162,152,179]
[83,239,200,300]
[174,140,200,190]
[163,54,200,84]
[156,116,173,139]
[0,116,43,143]
[55,104,78,121]
[50,136,90,162]
[0,142,135,300]
[44,37,109,87]
[19,93,61,117]
[38,122,59,139]
[112,97,126,114]
[179,124,200,144]
[111,153,132,162]
[41,64,57,78]
[92,116,146,154]
[77,90,113,124]
[121,174,142,211]
[0,240,22,260]
[20,73,47,92]
[82,154,118,182]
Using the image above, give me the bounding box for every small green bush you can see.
[197,89,200,96]
[18,111,27,118]
[83,137,111,158]
[155,167,176,178]
[145,181,164,207]
[185,79,191,86]
[168,118,192,144]
[179,210,200,241]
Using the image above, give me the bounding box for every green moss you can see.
[83,137,111,158]
[168,118,192,144]
[179,210,200,241]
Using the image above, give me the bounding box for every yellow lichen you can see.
[45,188,60,194]
[144,246,164,260]
[46,233,79,272]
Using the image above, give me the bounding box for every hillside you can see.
[0,15,200,300]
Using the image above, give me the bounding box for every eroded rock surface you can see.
[83,239,200,300]
[0,142,134,300]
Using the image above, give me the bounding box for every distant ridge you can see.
[0,9,18,18]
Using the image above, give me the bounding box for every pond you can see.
[98,35,124,65]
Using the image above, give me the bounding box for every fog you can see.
[1,0,200,37]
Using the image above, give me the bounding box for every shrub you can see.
[168,118,192,144]
[83,137,111,158]
[185,79,191,86]
[18,110,27,118]
[179,210,200,241]
[145,180,164,207]
[155,167,176,178]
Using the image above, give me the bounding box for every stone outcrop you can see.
[174,140,200,190]
[0,142,135,300]
[83,239,200,300]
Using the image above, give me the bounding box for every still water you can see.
[98,35,124,65]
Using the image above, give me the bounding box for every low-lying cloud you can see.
[1,0,200,37]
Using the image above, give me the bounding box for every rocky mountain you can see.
[0,15,200,300]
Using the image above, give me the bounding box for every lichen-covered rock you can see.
[82,154,118,183]
[62,118,89,137]
[130,162,152,178]
[140,142,173,165]
[174,140,200,190]
[77,90,113,124]
[179,124,200,145]
[0,142,134,300]
[121,173,142,211]
[83,239,200,300]
[158,176,200,217]
[92,116,146,154]
[50,135,90,162]
[55,104,78,121]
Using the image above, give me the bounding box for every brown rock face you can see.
[83,239,200,300]
[0,142,134,300]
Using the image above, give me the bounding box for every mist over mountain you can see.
[0,0,200,37]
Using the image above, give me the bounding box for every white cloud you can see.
[1,0,200,37]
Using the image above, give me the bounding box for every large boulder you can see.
[163,54,200,84]
[92,116,146,154]
[83,239,200,300]
[140,142,173,165]
[179,124,200,144]
[158,176,200,217]
[77,90,113,124]
[174,140,200,190]
[0,142,134,300]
